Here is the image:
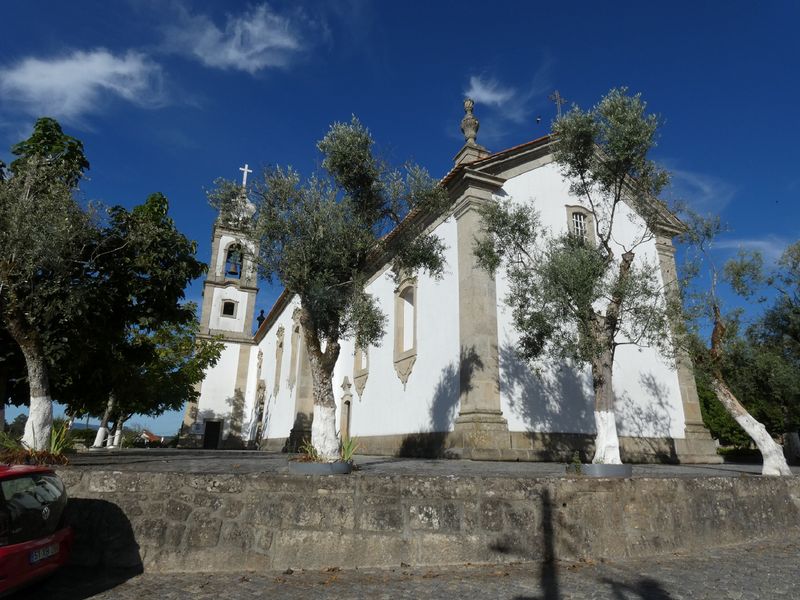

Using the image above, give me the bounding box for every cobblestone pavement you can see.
[18,538,797,600]
[65,448,800,477]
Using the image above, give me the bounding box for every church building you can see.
[182,101,720,463]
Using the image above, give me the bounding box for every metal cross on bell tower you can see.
[549,90,567,120]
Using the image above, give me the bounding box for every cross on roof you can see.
[239,163,253,187]
[549,90,567,119]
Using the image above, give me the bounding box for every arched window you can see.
[224,244,243,279]
[393,276,417,387]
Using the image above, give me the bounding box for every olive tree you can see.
[475,88,676,464]
[210,117,449,460]
[681,219,793,475]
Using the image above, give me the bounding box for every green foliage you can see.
[476,88,675,373]
[49,419,74,454]
[298,438,321,462]
[9,117,89,187]
[681,226,800,441]
[1,119,218,440]
[553,88,669,238]
[340,437,360,463]
[696,375,750,447]
[211,117,449,351]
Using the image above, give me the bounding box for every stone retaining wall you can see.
[58,469,800,573]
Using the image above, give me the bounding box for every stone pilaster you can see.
[654,233,721,463]
[287,316,314,451]
[450,170,510,453]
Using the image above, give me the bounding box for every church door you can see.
[202,420,222,449]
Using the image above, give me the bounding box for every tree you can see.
[679,217,793,475]
[0,119,94,449]
[475,88,675,464]
[1,120,218,450]
[210,117,449,460]
[63,193,222,446]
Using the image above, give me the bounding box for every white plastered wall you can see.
[336,217,461,438]
[209,286,250,332]
[255,217,461,443]
[258,296,303,442]
[195,342,240,434]
[495,162,686,439]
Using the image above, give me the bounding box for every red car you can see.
[0,465,72,596]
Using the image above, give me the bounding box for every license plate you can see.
[30,543,59,564]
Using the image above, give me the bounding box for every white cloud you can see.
[0,49,165,122]
[665,167,737,214]
[713,235,793,263]
[459,62,552,144]
[465,76,515,107]
[165,4,307,74]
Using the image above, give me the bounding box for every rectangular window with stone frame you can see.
[565,205,596,245]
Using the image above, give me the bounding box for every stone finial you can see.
[460,98,479,145]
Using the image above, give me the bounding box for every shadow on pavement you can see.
[9,566,141,600]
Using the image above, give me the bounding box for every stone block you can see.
[220,521,255,551]
[358,496,404,532]
[164,523,186,547]
[480,498,507,531]
[242,495,284,526]
[135,519,167,547]
[165,499,193,522]
[412,533,516,566]
[289,496,354,530]
[408,502,460,531]
[187,474,243,494]
[400,476,480,499]
[271,531,411,570]
[220,498,244,519]
[186,517,222,548]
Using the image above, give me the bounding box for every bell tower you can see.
[182,164,259,448]
[198,166,258,340]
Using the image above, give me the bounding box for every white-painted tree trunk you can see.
[591,349,622,464]
[593,410,622,464]
[311,404,339,461]
[299,311,341,462]
[112,421,124,448]
[93,427,109,448]
[711,377,792,476]
[7,316,54,450]
[23,395,52,450]
[93,395,115,448]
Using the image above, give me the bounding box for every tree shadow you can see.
[398,347,481,458]
[499,342,596,460]
[615,373,677,462]
[15,498,143,599]
[508,489,673,600]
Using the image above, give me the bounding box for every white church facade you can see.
[182,104,720,463]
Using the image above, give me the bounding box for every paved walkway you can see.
[64,448,800,477]
[18,537,797,599]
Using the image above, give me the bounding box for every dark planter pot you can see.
[287,460,353,475]
[566,463,633,477]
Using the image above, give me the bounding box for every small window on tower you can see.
[225,245,243,279]
[221,301,236,317]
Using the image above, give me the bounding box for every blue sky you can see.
[2,1,798,435]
